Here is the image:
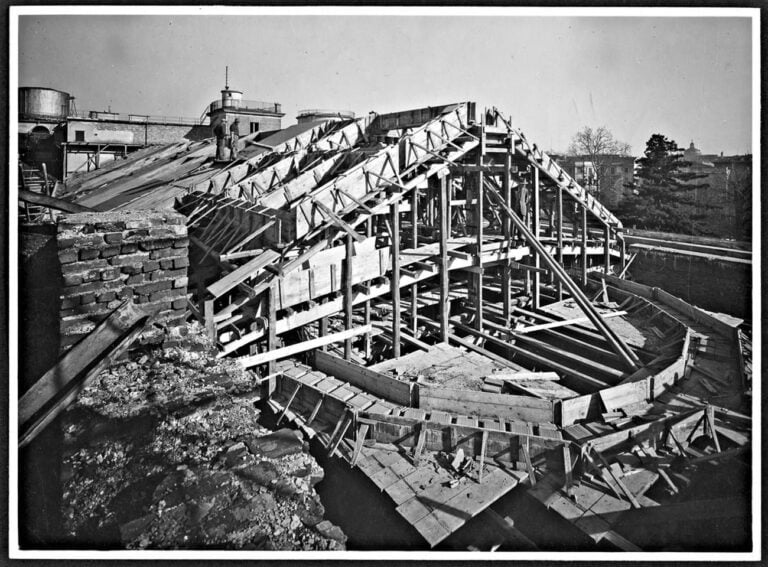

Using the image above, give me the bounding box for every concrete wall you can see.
[628,246,751,319]
[57,210,189,351]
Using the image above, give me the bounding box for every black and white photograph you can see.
[9,5,761,561]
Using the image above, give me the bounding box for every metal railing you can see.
[207,99,282,114]
[67,111,205,126]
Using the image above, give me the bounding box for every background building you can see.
[550,153,636,208]
[18,84,284,182]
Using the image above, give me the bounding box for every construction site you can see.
[17,97,754,553]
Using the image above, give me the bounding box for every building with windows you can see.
[550,154,635,208]
[18,84,285,181]
[205,84,284,136]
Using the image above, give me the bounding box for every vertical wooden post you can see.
[439,173,450,343]
[410,187,419,336]
[319,306,329,352]
[502,152,512,322]
[581,205,588,288]
[556,185,564,301]
[267,282,277,376]
[391,200,401,358]
[620,235,626,271]
[344,234,354,360]
[364,218,372,360]
[604,225,611,275]
[475,131,484,332]
[532,167,541,309]
[203,297,216,342]
[563,444,573,495]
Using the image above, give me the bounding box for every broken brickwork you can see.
[56,210,189,351]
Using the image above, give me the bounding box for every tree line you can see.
[567,126,751,239]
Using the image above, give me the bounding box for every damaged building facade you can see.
[17,99,753,552]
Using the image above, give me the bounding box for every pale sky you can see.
[17,11,754,156]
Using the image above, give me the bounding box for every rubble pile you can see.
[61,322,346,550]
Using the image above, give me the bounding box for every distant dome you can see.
[684,140,702,162]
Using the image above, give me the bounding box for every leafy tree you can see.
[567,126,632,200]
[616,134,709,234]
[729,161,752,241]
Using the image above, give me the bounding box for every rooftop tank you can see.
[19,87,71,121]
[296,109,356,124]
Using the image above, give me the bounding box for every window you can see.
[75,130,85,142]
[624,167,629,174]
[250,122,260,134]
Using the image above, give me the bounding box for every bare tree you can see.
[567,126,632,199]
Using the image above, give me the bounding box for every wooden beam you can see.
[344,234,354,360]
[267,282,277,375]
[556,185,564,301]
[475,135,485,333]
[521,437,536,486]
[502,151,513,322]
[391,200,401,358]
[484,181,641,372]
[532,167,541,309]
[515,311,627,334]
[581,205,588,287]
[478,430,489,482]
[19,302,149,448]
[439,174,450,343]
[237,325,373,369]
[313,199,364,242]
[18,188,94,213]
[277,382,301,425]
[351,423,370,466]
[410,186,419,336]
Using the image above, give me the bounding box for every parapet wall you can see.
[57,210,189,351]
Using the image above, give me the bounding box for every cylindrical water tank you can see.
[19,87,71,120]
[296,109,355,124]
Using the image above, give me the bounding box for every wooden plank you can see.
[489,371,560,382]
[313,350,411,406]
[237,325,373,368]
[19,302,149,448]
[516,311,627,334]
[418,384,554,423]
[207,249,280,298]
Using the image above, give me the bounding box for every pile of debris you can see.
[61,322,346,550]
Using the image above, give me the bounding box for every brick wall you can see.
[57,210,189,351]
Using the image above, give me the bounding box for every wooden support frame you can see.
[484,181,641,371]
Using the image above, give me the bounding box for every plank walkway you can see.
[337,442,528,547]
